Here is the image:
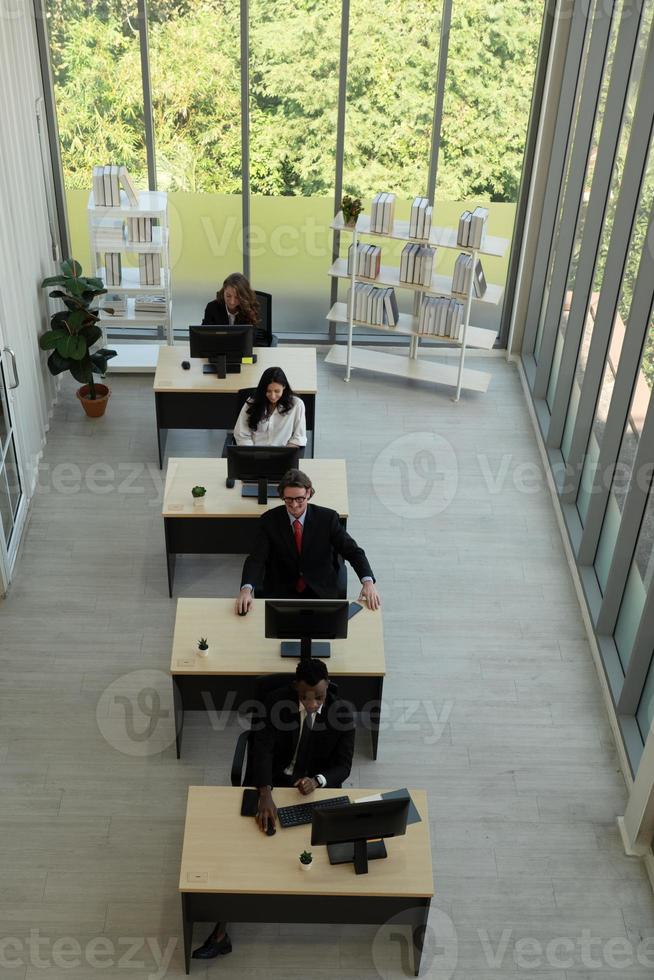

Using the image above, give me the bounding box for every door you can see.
[0,344,26,593]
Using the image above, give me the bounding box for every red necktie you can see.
[294,519,306,593]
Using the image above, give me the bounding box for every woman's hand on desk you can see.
[360,580,381,610]
[235,587,254,615]
[256,788,277,832]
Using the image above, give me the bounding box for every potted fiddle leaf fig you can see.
[40,258,117,417]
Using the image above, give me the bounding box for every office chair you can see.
[231,675,341,787]
[221,387,257,457]
[254,290,277,347]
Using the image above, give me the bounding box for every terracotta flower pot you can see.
[76,383,111,418]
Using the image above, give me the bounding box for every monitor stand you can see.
[203,355,241,378]
[327,839,388,875]
[241,479,278,504]
[280,638,331,659]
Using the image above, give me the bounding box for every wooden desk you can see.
[170,598,385,758]
[179,786,433,975]
[153,345,318,467]
[162,458,349,595]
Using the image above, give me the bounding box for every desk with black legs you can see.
[170,597,385,759]
[180,786,433,976]
[162,458,348,596]
[153,345,318,467]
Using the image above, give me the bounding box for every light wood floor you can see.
[1,348,653,979]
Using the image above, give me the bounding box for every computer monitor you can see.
[226,445,300,504]
[311,796,410,875]
[265,598,349,660]
[189,324,254,378]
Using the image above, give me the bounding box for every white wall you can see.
[0,1,60,506]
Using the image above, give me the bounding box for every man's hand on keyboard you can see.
[295,777,318,796]
[256,788,277,832]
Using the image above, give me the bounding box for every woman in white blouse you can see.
[233,367,307,448]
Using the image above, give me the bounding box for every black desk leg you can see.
[412,901,431,977]
[369,678,384,760]
[164,520,176,597]
[173,677,184,759]
[155,395,168,469]
[181,895,193,974]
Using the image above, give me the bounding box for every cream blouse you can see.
[233,396,307,447]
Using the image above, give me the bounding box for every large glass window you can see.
[148,0,243,330]
[614,481,654,671]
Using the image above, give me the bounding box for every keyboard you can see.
[277,795,350,828]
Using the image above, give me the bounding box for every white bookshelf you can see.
[327,208,509,399]
[87,188,172,374]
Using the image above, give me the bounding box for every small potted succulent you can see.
[341,195,363,227]
[191,486,206,506]
[299,850,313,871]
[197,637,209,658]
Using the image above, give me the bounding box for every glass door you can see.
[0,345,24,593]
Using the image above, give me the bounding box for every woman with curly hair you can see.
[203,272,267,346]
[234,366,306,448]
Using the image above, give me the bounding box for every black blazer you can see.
[241,503,374,597]
[202,298,267,347]
[252,684,354,788]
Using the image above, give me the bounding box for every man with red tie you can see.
[235,468,381,613]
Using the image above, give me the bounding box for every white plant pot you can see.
[299,861,312,871]
[197,648,209,658]
[192,497,205,508]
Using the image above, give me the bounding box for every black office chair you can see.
[221,387,257,457]
[255,290,277,347]
[231,675,341,787]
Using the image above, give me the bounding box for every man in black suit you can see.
[253,658,355,831]
[235,468,381,613]
[191,660,354,961]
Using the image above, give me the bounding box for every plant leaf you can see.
[46,349,73,376]
[61,258,82,278]
[41,275,67,287]
[69,357,92,385]
[39,329,67,351]
[85,324,103,347]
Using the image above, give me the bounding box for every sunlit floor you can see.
[1,347,652,980]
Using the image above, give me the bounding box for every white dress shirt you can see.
[234,396,307,447]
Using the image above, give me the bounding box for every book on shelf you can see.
[138,252,162,286]
[473,258,487,298]
[418,296,464,339]
[370,192,396,234]
[103,252,122,287]
[409,197,433,241]
[469,207,489,249]
[134,295,166,314]
[457,211,472,246]
[126,216,153,244]
[347,242,381,279]
[92,164,140,207]
[347,283,399,326]
[94,217,125,248]
[399,243,435,286]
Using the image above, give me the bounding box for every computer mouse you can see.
[265,821,276,836]
[225,478,235,489]
[181,360,190,370]
[238,608,248,617]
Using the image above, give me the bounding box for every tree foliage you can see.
[46,0,543,201]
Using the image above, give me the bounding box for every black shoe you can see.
[191,933,232,959]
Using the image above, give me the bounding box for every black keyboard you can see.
[277,795,349,828]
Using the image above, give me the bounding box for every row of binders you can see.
[452,253,487,297]
[138,253,162,286]
[370,193,396,234]
[457,207,488,249]
[400,244,435,287]
[127,217,154,243]
[347,243,381,279]
[409,197,433,241]
[104,253,122,287]
[419,297,464,340]
[348,283,399,326]
[93,165,140,208]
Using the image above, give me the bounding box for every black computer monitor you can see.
[311,796,410,875]
[226,445,300,504]
[189,324,254,378]
[265,598,349,660]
